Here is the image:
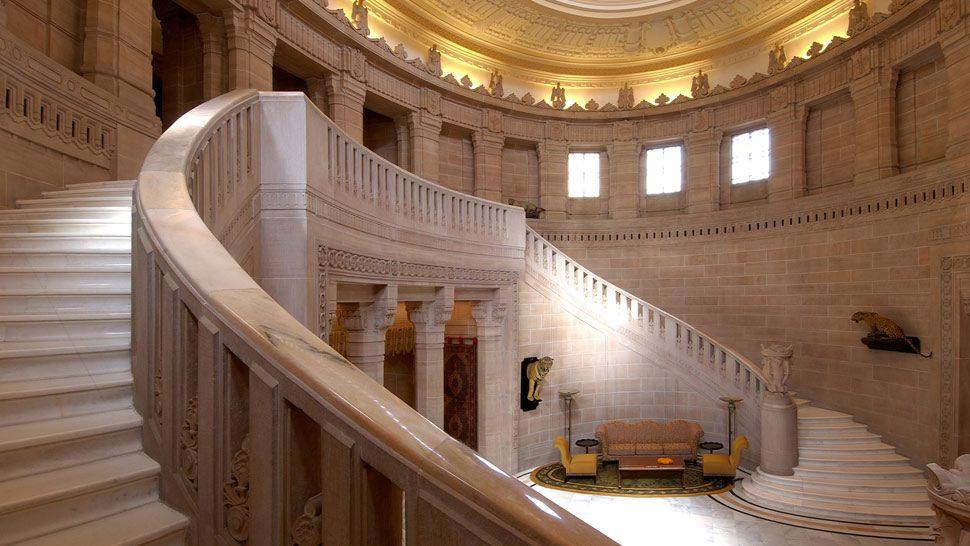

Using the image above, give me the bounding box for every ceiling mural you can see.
[367,0,844,76]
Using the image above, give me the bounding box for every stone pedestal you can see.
[760,391,798,476]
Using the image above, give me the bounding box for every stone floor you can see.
[525,481,930,545]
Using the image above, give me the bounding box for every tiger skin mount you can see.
[520,356,554,412]
[851,311,932,358]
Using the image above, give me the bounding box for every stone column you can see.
[538,139,568,219]
[305,77,329,115]
[409,109,442,182]
[683,124,720,212]
[759,343,798,476]
[395,117,411,170]
[408,287,454,427]
[850,47,897,183]
[196,13,226,100]
[941,20,970,159]
[326,52,366,141]
[224,7,277,91]
[81,0,155,112]
[608,121,639,218]
[766,84,803,202]
[472,130,504,202]
[344,286,397,383]
[472,297,512,471]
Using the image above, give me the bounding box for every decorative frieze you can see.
[179,397,199,488]
[318,245,518,284]
[224,435,252,543]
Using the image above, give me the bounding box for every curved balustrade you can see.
[524,227,768,407]
[134,90,609,545]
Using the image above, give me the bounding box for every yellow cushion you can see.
[702,454,735,476]
[566,457,597,475]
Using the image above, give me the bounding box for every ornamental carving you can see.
[351,0,369,35]
[421,88,440,116]
[319,246,518,284]
[617,83,635,110]
[689,109,712,133]
[153,366,163,420]
[691,70,710,98]
[847,0,871,36]
[614,120,635,141]
[224,435,251,543]
[488,70,504,97]
[941,0,963,31]
[290,493,323,546]
[545,121,566,141]
[486,109,502,133]
[851,46,873,79]
[550,83,566,110]
[769,85,791,112]
[767,44,787,75]
[760,343,793,393]
[179,397,199,488]
[427,44,443,77]
[343,47,367,82]
[806,41,824,58]
[654,93,670,106]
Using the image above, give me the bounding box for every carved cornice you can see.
[318,245,518,284]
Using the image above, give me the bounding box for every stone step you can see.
[19,501,188,546]
[748,472,930,506]
[798,453,911,467]
[65,180,135,191]
[750,469,928,494]
[739,479,933,525]
[0,234,130,252]
[41,188,133,200]
[0,313,129,342]
[797,407,856,426]
[0,452,160,543]
[0,409,142,482]
[0,219,130,235]
[0,268,130,291]
[0,290,130,315]
[799,442,897,456]
[0,371,133,427]
[794,464,925,480]
[16,196,133,209]
[0,342,129,383]
[0,208,130,222]
[0,250,130,269]
[797,421,869,435]
[797,431,882,445]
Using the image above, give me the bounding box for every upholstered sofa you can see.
[595,419,704,462]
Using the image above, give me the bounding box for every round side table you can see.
[575,438,599,454]
[699,441,724,454]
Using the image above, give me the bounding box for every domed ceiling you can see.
[365,0,848,79]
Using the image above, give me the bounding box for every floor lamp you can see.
[719,396,743,453]
[559,390,579,446]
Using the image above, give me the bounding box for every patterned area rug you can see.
[531,460,735,497]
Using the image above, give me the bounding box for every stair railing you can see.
[134,90,610,545]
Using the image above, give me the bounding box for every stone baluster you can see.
[343,285,398,383]
[759,343,798,476]
[409,287,454,427]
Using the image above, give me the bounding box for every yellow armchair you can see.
[554,436,598,481]
[702,436,749,478]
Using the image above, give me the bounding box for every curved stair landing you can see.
[737,397,933,528]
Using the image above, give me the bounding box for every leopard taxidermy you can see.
[851,311,932,357]
[526,356,554,402]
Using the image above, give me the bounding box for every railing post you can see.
[759,343,798,476]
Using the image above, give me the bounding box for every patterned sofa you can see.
[595,419,704,462]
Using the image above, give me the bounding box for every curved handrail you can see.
[135,90,610,544]
[524,226,768,404]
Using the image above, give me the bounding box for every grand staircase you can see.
[0,181,187,544]
[738,397,933,526]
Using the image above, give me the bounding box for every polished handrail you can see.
[134,90,611,544]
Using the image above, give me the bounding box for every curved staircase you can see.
[0,181,187,544]
[738,397,933,526]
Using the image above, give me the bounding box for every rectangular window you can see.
[644,145,683,195]
[568,152,600,198]
[731,128,770,184]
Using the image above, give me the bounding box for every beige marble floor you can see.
[525,481,930,545]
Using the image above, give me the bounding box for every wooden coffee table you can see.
[617,455,686,488]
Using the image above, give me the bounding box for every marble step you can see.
[747,473,930,506]
[0,342,129,383]
[0,234,130,252]
[16,196,133,209]
[797,407,857,426]
[0,409,142,482]
[739,480,933,525]
[0,208,130,222]
[793,464,925,480]
[0,219,130,235]
[41,188,133,200]
[0,312,130,342]
[0,452,160,543]
[0,371,133,427]
[798,453,911,467]
[19,501,188,546]
[799,442,897,456]
[0,290,130,314]
[0,251,130,269]
[797,431,882,445]
[797,421,869,435]
[0,267,130,290]
[750,470,928,494]
[65,180,135,191]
